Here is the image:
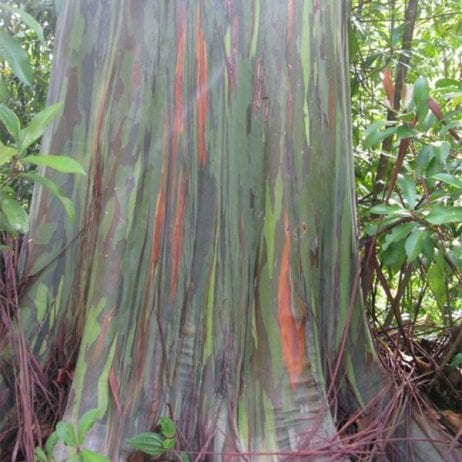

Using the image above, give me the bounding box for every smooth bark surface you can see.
[2,1,457,460]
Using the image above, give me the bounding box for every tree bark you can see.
[1,1,459,460]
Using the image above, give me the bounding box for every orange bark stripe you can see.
[278,212,305,389]
[196,5,208,168]
[169,174,186,300]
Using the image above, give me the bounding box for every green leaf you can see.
[160,416,176,438]
[45,431,59,456]
[34,447,49,462]
[396,125,418,139]
[18,103,63,153]
[0,30,33,86]
[369,203,409,218]
[413,76,429,104]
[382,240,406,273]
[20,172,75,221]
[77,409,102,446]
[428,252,446,309]
[0,3,44,41]
[425,206,462,225]
[80,449,110,462]
[413,76,430,124]
[449,353,462,368]
[391,23,406,45]
[162,437,176,450]
[55,422,78,448]
[128,432,166,456]
[404,228,427,263]
[435,78,462,89]
[422,232,435,262]
[416,144,435,177]
[432,141,451,164]
[180,453,191,462]
[383,222,416,251]
[397,174,417,209]
[0,141,17,166]
[363,121,397,149]
[0,194,29,233]
[0,104,21,140]
[432,173,462,190]
[23,154,85,175]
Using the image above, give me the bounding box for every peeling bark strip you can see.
[5,1,385,459]
[278,211,306,389]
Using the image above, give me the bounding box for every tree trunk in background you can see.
[0,1,458,460]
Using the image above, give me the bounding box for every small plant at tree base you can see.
[34,409,109,462]
[128,416,190,461]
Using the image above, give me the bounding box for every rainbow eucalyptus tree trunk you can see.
[2,1,456,461]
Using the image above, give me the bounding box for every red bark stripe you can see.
[278,211,305,389]
[196,5,208,168]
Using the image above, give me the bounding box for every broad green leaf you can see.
[369,204,397,215]
[416,144,435,177]
[422,233,435,262]
[382,240,406,273]
[160,416,176,438]
[180,453,191,462]
[364,126,397,149]
[80,449,110,462]
[45,430,59,456]
[0,104,21,140]
[0,141,17,166]
[432,141,451,163]
[425,206,462,225]
[34,447,49,462]
[428,252,446,309]
[397,174,417,209]
[413,76,430,104]
[162,437,176,450]
[432,173,462,190]
[449,353,462,368]
[18,103,63,153]
[396,125,418,139]
[0,210,19,235]
[20,172,75,221]
[78,409,102,446]
[0,3,44,41]
[0,30,33,86]
[0,194,28,233]
[370,203,409,218]
[413,76,430,124]
[383,222,416,251]
[404,228,427,263]
[23,154,85,175]
[435,79,462,89]
[55,422,78,448]
[391,23,406,45]
[128,432,165,456]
